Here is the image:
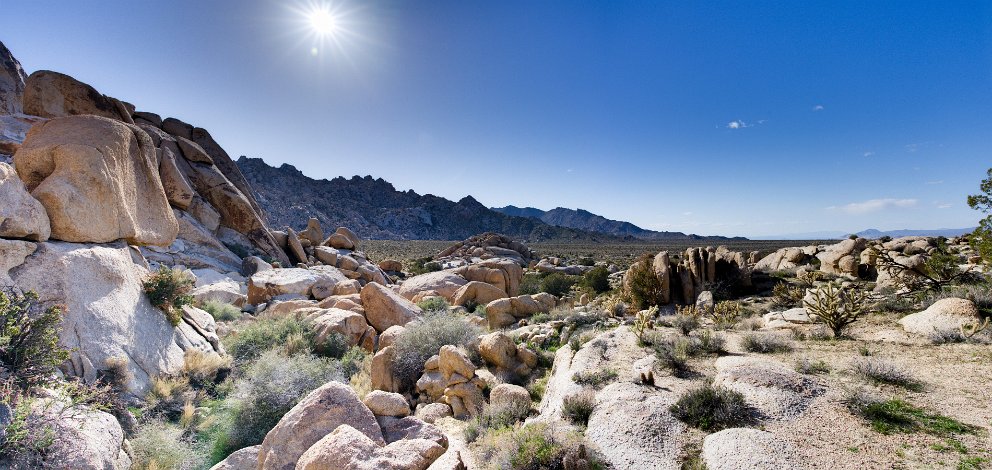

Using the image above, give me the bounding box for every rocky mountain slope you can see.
[237,157,627,242]
[493,205,743,241]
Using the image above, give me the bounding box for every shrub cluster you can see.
[624,255,665,310]
[391,311,481,390]
[580,266,611,294]
[143,267,195,326]
[670,383,751,431]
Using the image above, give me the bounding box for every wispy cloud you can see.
[937,203,952,209]
[826,198,918,215]
[682,211,693,216]
[812,104,824,111]
[925,180,943,185]
[727,120,749,129]
[863,151,875,157]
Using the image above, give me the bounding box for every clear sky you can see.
[4,1,990,237]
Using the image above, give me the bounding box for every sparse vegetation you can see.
[851,358,923,391]
[670,383,751,431]
[539,273,579,297]
[573,368,618,387]
[845,390,977,436]
[129,419,207,470]
[464,401,530,443]
[200,300,241,322]
[408,256,442,275]
[795,356,831,375]
[417,296,450,312]
[143,267,195,326]
[740,332,793,353]
[968,168,992,264]
[224,315,314,363]
[0,290,70,389]
[475,422,590,470]
[391,311,481,390]
[561,390,596,426]
[581,266,611,294]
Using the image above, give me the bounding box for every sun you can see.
[309,8,338,35]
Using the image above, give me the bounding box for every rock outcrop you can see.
[0,41,26,115]
[9,241,224,393]
[14,115,179,246]
[899,298,982,337]
[22,70,134,122]
[0,162,49,241]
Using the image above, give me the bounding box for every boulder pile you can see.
[624,246,758,305]
[435,232,536,267]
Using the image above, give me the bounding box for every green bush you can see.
[416,296,450,313]
[143,267,195,326]
[968,168,992,264]
[540,273,578,297]
[845,390,977,436]
[0,290,70,389]
[581,266,611,294]
[477,423,588,470]
[625,254,666,309]
[464,401,530,443]
[519,274,543,295]
[670,384,751,431]
[408,257,443,275]
[340,346,368,379]
[130,419,207,470]
[224,315,313,364]
[391,311,481,390]
[200,300,241,322]
[209,350,342,458]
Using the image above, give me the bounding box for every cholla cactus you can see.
[632,306,658,344]
[803,282,871,337]
[711,300,742,327]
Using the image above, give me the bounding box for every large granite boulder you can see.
[296,424,445,470]
[13,115,178,246]
[0,162,50,241]
[361,282,422,332]
[9,241,224,394]
[22,70,132,122]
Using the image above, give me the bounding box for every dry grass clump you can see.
[182,349,232,390]
[464,401,531,443]
[199,300,241,322]
[670,383,751,431]
[795,356,831,375]
[851,357,923,391]
[572,368,618,387]
[475,422,592,470]
[129,419,207,470]
[740,332,794,353]
[561,390,597,426]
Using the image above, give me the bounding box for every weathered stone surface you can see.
[714,356,822,420]
[361,282,422,332]
[157,143,196,210]
[296,424,445,470]
[364,390,411,417]
[208,444,260,470]
[12,401,131,469]
[415,403,452,424]
[22,70,132,122]
[485,293,556,328]
[0,41,26,115]
[899,298,982,337]
[258,382,383,470]
[0,239,35,287]
[10,241,222,394]
[585,382,685,470]
[176,136,213,164]
[451,281,507,307]
[399,271,468,300]
[489,383,530,411]
[0,162,50,241]
[299,217,325,246]
[248,266,356,304]
[377,416,447,447]
[14,115,178,245]
[379,259,404,272]
[308,307,376,351]
[287,227,307,264]
[702,428,802,470]
[372,345,402,393]
[653,251,672,304]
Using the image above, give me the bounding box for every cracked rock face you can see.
[9,241,224,394]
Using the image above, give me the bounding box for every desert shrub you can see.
[391,311,481,390]
[577,257,596,266]
[710,300,742,329]
[740,332,793,353]
[224,315,313,363]
[772,282,805,307]
[803,283,871,337]
[795,356,830,375]
[417,296,450,312]
[572,368,617,387]
[519,274,543,295]
[562,390,596,426]
[210,350,342,457]
[540,273,579,297]
[464,401,531,443]
[580,266,611,294]
[870,238,976,294]
[601,294,628,317]
[845,389,977,436]
[736,317,764,331]
[631,305,657,344]
[852,358,922,391]
[129,419,207,470]
[0,290,70,389]
[340,346,368,379]
[408,257,442,275]
[670,383,751,431]
[182,350,232,392]
[625,255,666,309]
[477,422,587,470]
[662,312,700,336]
[143,267,195,326]
[694,329,726,355]
[200,300,241,322]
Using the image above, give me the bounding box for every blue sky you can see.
[4,0,990,237]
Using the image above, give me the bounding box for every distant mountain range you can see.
[236,157,740,242]
[492,205,744,241]
[752,227,976,240]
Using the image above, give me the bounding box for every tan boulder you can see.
[314,245,339,266]
[361,282,423,332]
[371,345,402,393]
[478,332,519,370]
[378,325,406,349]
[485,293,556,328]
[299,217,325,246]
[208,445,259,470]
[489,383,531,411]
[364,390,411,417]
[22,70,132,122]
[324,232,355,250]
[175,136,213,164]
[258,382,383,470]
[296,424,444,470]
[451,281,507,307]
[286,228,307,264]
[398,271,468,300]
[379,259,404,272]
[14,115,178,246]
[414,403,452,424]
[652,251,671,304]
[899,298,982,337]
[308,307,377,352]
[157,144,195,210]
[439,345,475,382]
[0,162,50,241]
[0,239,36,286]
[336,226,361,249]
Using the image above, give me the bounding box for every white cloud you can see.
[682,211,693,216]
[813,105,824,111]
[863,151,875,157]
[727,120,747,129]
[826,198,919,215]
[925,180,943,185]
[937,203,952,209]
